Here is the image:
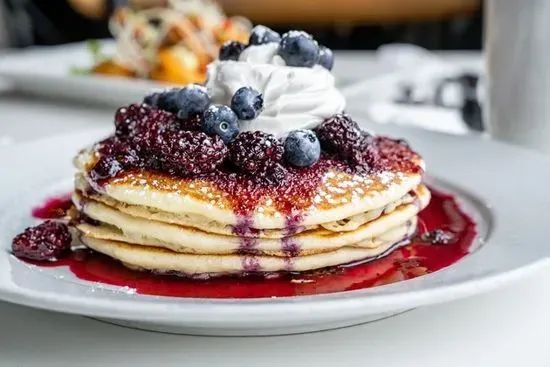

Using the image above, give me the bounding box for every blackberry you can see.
[98,139,141,167]
[177,114,203,131]
[12,221,72,261]
[315,114,373,164]
[345,144,377,172]
[114,104,177,139]
[91,139,142,181]
[228,131,283,174]
[114,104,147,138]
[118,108,181,155]
[315,114,363,152]
[153,130,228,175]
[90,156,124,181]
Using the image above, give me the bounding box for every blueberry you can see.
[156,88,180,113]
[278,31,319,67]
[175,84,211,119]
[318,46,334,70]
[143,91,161,107]
[219,41,246,61]
[249,25,281,45]
[202,105,239,143]
[284,129,321,167]
[231,87,263,120]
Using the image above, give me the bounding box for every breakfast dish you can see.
[9,25,444,281]
[11,26,439,279]
[2,108,549,334]
[92,0,250,84]
[1,20,547,336]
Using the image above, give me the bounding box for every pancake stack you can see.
[71,26,431,277]
[72,147,429,276]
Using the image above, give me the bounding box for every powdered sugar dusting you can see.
[91,135,422,223]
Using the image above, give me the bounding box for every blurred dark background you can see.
[1,0,482,50]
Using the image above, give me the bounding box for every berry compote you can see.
[31,193,73,219]
[22,187,478,299]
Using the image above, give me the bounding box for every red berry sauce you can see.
[24,187,478,299]
[31,193,73,219]
[281,214,303,256]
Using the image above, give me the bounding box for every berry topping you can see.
[90,156,124,181]
[315,114,374,169]
[231,87,263,120]
[262,162,288,185]
[12,221,72,261]
[318,46,334,70]
[420,229,456,245]
[315,114,367,154]
[219,41,246,61]
[91,139,142,181]
[178,114,203,131]
[100,140,142,166]
[143,91,161,106]
[175,84,211,119]
[202,105,240,143]
[153,130,227,175]
[156,88,181,113]
[229,131,284,174]
[114,104,177,139]
[249,25,281,45]
[278,31,319,67]
[284,130,321,167]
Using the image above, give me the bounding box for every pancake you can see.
[74,146,425,229]
[74,183,422,238]
[76,220,414,257]
[79,218,416,274]
[74,184,429,255]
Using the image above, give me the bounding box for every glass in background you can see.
[485,0,550,154]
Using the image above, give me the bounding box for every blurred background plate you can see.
[342,44,484,135]
[0,39,388,107]
[0,40,174,106]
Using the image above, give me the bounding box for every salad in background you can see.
[87,0,251,84]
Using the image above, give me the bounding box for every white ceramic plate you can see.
[0,124,548,336]
[0,41,169,107]
[0,41,360,107]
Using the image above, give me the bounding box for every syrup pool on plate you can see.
[31,193,73,219]
[25,187,477,299]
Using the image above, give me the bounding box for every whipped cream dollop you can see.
[205,43,346,137]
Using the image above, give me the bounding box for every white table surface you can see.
[1,51,549,367]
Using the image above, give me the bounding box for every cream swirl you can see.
[205,43,345,137]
